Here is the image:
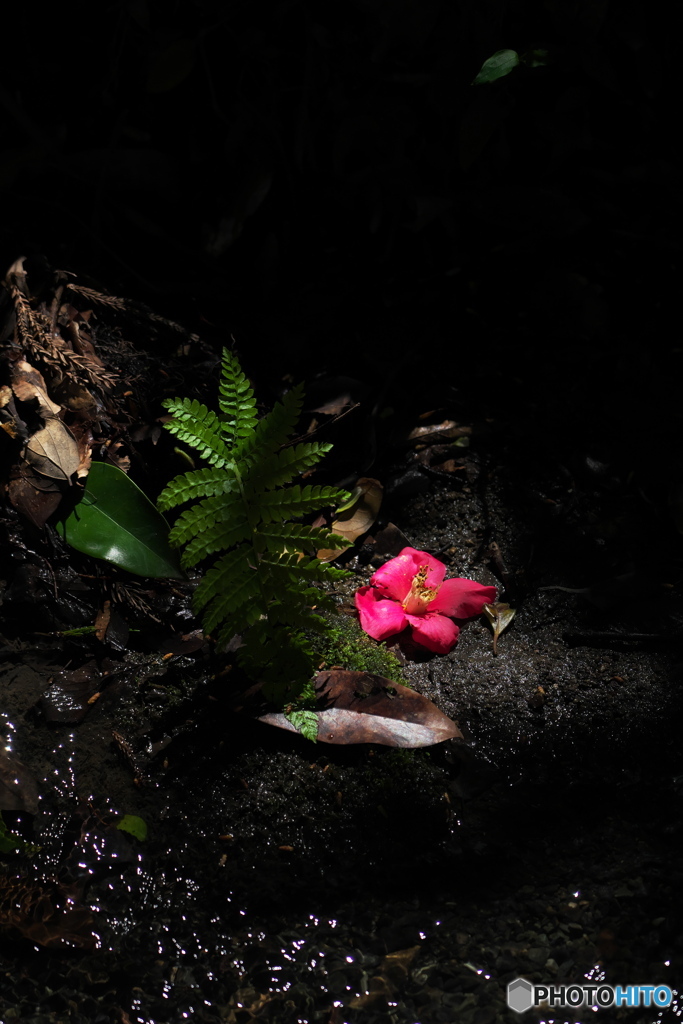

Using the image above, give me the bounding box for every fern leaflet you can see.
[161,398,232,467]
[168,493,245,547]
[218,349,259,444]
[253,484,345,523]
[246,442,333,491]
[157,467,239,512]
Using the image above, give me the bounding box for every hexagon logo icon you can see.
[507,977,534,1013]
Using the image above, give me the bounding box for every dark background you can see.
[1,0,681,595]
[1,0,677,408]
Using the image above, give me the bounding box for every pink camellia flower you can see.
[355,547,497,654]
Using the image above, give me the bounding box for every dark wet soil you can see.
[1,301,682,1024]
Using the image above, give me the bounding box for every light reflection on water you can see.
[2,714,677,1024]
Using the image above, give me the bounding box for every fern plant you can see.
[157,349,350,712]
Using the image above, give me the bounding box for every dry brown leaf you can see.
[408,420,472,444]
[8,477,62,527]
[10,360,62,417]
[75,445,92,479]
[51,380,98,413]
[41,661,102,723]
[317,477,383,561]
[367,522,413,556]
[105,440,131,473]
[24,419,81,482]
[260,670,462,747]
[94,601,112,642]
[483,601,516,655]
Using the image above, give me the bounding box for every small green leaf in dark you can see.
[472,49,520,85]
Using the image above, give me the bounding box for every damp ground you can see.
[1,325,682,1022]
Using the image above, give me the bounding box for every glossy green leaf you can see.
[116,814,148,841]
[472,49,520,85]
[56,462,185,579]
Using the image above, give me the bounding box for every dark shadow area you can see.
[1,2,681,1022]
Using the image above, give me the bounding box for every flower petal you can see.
[406,611,460,654]
[355,586,408,640]
[429,578,497,619]
[371,547,446,600]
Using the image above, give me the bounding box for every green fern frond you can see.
[193,545,253,611]
[162,398,232,467]
[256,484,351,523]
[201,572,262,634]
[214,601,267,646]
[265,601,329,632]
[255,522,346,554]
[238,625,317,705]
[168,493,244,546]
[254,565,340,615]
[157,467,239,512]
[162,396,215,423]
[246,442,333,491]
[159,348,356,736]
[241,383,304,461]
[260,553,348,583]
[180,516,252,567]
[218,349,259,442]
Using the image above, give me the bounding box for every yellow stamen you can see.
[402,564,440,615]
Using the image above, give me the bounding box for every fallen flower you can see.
[355,547,497,654]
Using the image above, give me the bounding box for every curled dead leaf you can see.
[317,477,383,561]
[408,420,471,444]
[1,421,18,439]
[483,602,516,655]
[10,360,62,417]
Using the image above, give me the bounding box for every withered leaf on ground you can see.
[158,630,208,658]
[0,875,97,950]
[259,670,462,747]
[407,420,472,444]
[41,660,102,723]
[7,477,62,528]
[101,605,131,651]
[349,946,422,1008]
[10,360,62,417]
[94,601,112,641]
[104,440,131,473]
[1,381,40,442]
[366,522,412,557]
[24,418,81,482]
[317,477,383,561]
[308,376,363,416]
[416,442,469,474]
[483,601,516,655]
